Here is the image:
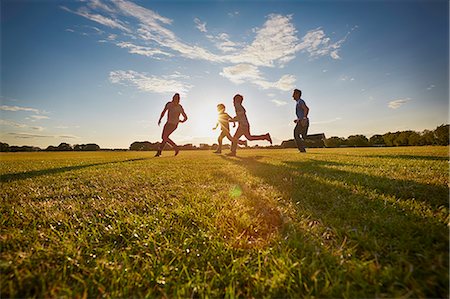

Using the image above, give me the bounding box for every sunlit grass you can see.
[1,147,448,297]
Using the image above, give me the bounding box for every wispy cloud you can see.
[220,64,295,91]
[64,1,353,90]
[109,70,192,95]
[226,14,299,67]
[8,132,49,139]
[116,41,172,58]
[426,84,435,91]
[296,26,357,60]
[64,1,353,66]
[30,115,50,120]
[0,119,44,131]
[58,134,79,139]
[194,18,207,33]
[388,98,411,109]
[271,99,288,106]
[1,105,41,114]
[60,5,131,33]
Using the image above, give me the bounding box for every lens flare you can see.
[229,185,242,198]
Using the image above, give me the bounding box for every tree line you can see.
[323,124,449,148]
[1,124,448,152]
[0,142,101,152]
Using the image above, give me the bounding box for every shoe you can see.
[154,151,161,157]
[174,148,180,156]
[213,150,222,154]
[267,133,272,145]
[299,149,306,153]
[226,152,236,157]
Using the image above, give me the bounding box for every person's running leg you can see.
[215,131,226,153]
[225,132,247,146]
[294,121,308,152]
[156,123,178,156]
[242,126,272,144]
[230,125,245,156]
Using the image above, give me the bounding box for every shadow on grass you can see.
[352,154,448,162]
[220,155,449,297]
[0,158,150,183]
[286,159,449,209]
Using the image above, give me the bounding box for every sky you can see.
[1,0,449,149]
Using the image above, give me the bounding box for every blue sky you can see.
[1,0,448,148]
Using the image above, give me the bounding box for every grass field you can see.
[1,146,449,298]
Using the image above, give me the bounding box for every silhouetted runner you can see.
[292,89,309,152]
[213,103,247,154]
[228,94,272,156]
[155,93,187,157]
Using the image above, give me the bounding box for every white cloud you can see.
[296,26,354,60]
[228,11,239,18]
[8,133,49,139]
[109,70,192,95]
[426,84,435,91]
[194,18,207,33]
[220,64,261,84]
[116,42,172,58]
[0,119,44,131]
[227,14,298,67]
[220,64,295,91]
[61,6,131,33]
[65,1,354,91]
[30,115,50,120]
[0,105,41,114]
[388,98,411,109]
[271,99,288,106]
[58,134,79,139]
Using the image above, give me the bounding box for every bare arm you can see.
[180,107,188,123]
[158,103,169,126]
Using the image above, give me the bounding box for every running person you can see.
[292,89,309,152]
[155,93,187,157]
[212,103,246,154]
[229,94,272,156]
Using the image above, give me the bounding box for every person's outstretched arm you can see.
[158,103,169,126]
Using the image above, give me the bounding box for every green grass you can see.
[1,147,448,298]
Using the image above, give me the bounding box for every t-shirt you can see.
[166,102,184,125]
[296,99,306,119]
[218,112,232,131]
[234,102,249,126]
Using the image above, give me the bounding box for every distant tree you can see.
[9,146,39,152]
[434,124,449,145]
[57,143,73,151]
[0,142,9,152]
[199,143,211,150]
[74,143,101,151]
[325,136,345,148]
[347,135,369,147]
[369,135,385,146]
[421,130,436,145]
[394,131,412,146]
[281,139,297,148]
[45,145,58,151]
[383,132,399,147]
[130,141,159,151]
[407,131,422,146]
[84,143,100,151]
